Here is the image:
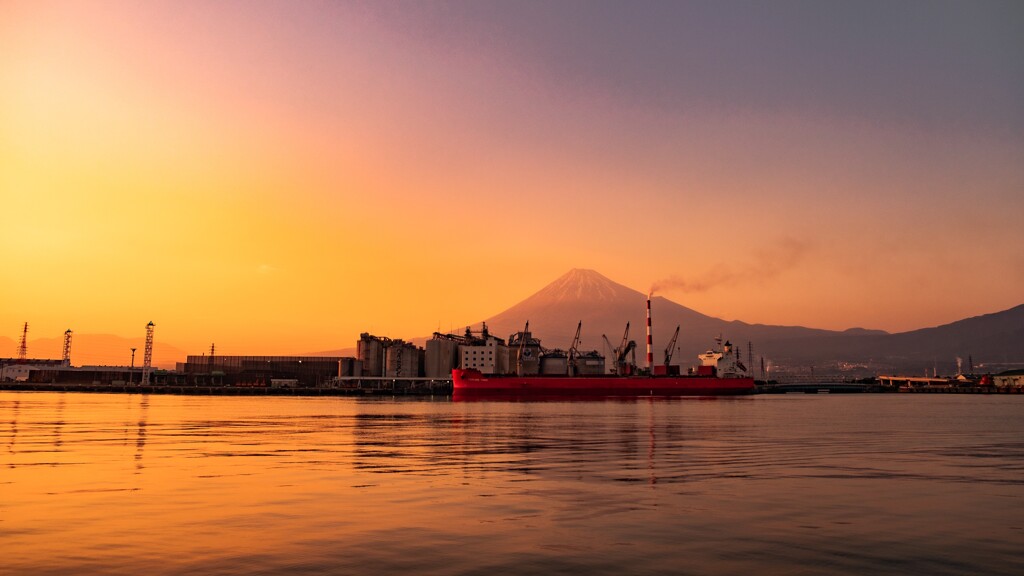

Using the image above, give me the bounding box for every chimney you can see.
[646,295,653,370]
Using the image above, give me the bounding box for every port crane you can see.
[663,325,680,367]
[601,334,615,372]
[567,321,582,376]
[516,320,529,375]
[601,322,637,375]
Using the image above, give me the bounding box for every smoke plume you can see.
[650,237,809,295]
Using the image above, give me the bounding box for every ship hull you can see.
[452,368,756,397]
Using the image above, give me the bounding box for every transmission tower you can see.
[63,329,73,366]
[141,322,155,385]
[17,322,28,360]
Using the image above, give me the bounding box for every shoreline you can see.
[0,382,449,396]
[3,382,1021,396]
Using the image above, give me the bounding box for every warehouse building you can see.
[179,355,359,387]
[994,369,1024,389]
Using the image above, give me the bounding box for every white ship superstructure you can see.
[698,338,749,378]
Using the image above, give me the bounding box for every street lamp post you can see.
[130,348,137,385]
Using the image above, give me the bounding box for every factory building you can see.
[0,359,67,382]
[179,355,358,387]
[428,323,605,377]
[22,366,141,385]
[994,370,1024,389]
[461,331,508,375]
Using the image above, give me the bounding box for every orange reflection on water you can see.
[3,391,1024,574]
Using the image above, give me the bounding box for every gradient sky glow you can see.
[2,0,1023,356]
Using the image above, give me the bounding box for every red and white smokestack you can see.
[646,294,654,370]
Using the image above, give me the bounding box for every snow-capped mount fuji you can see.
[528,268,638,304]
[482,268,833,358]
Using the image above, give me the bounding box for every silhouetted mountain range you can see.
[481,269,1024,377]
[0,334,187,370]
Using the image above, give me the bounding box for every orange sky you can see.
[2,1,1023,357]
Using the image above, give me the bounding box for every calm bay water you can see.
[2,391,1023,575]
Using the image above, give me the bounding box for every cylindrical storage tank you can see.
[576,352,606,376]
[425,338,460,378]
[539,353,568,375]
[358,333,385,377]
[385,342,420,377]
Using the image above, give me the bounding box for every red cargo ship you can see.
[452,368,755,397]
[452,295,756,398]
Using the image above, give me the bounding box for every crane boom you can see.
[664,325,680,366]
[568,321,582,376]
[618,322,630,361]
[602,334,615,373]
[516,320,529,375]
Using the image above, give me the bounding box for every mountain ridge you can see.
[479,269,1023,377]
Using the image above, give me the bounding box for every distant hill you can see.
[479,269,1023,377]
[0,334,187,370]
[777,305,1024,371]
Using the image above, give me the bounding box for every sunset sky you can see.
[2,1,1022,358]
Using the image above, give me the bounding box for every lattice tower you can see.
[17,322,28,360]
[63,329,73,366]
[141,322,155,385]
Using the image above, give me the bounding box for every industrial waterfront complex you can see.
[1,320,716,390]
[2,320,1023,394]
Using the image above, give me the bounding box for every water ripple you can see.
[2,392,1023,575]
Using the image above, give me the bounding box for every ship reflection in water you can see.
[2,392,1023,575]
